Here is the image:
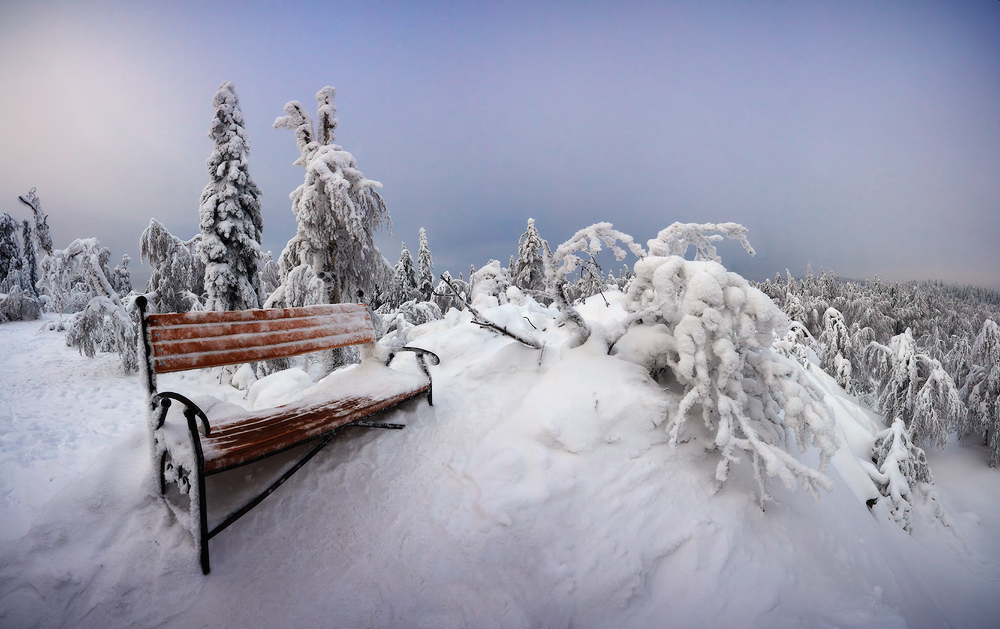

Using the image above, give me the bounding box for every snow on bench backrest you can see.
[145,304,376,373]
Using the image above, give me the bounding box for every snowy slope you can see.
[1,302,999,628]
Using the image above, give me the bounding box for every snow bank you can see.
[1,300,1000,627]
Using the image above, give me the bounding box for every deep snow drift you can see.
[1,294,1000,628]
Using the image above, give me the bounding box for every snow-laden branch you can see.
[440,274,543,350]
[647,222,755,261]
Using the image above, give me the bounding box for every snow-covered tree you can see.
[17,187,52,256]
[390,243,417,308]
[539,221,840,503]
[259,251,280,300]
[545,223,646,346]
[65,295,138,373]
[0,213,24,290]
[964,319,1000,467]
[470,260,512,307]
[110,254,132,297]
[0,218,43,321]
[616,227,837,503]
[513,218,546,293]
[0,285,42,322]
[576,262,606,302]
[417,227,434,302]
[20,220,39,296]
[783,293,808,328]
[773,320,814,368]
[432,270,466,313]
[139,219,203,313]
[199,82,264,312]
[819,307,854,393]
[41,238,120,310]
[267,86,391,310]
[866,418,934,532]
[866,329,965,449]
[40,238,137,372]
[819,308,850,368]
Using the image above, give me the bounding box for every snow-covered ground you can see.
[1,300,1000,628]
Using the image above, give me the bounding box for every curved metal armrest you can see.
[151,392,212,437]
[387,346,441,367]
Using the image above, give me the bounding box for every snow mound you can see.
[1,300,999,627]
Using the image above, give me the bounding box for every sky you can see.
[1,0,998,289]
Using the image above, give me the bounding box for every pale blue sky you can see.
[1,0,998,288]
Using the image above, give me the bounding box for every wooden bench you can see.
[135,296,439,574]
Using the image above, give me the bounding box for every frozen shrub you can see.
[620,248,838,503]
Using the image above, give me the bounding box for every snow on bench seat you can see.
[199,362,430,473]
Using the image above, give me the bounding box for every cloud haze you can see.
[1,0,998,289]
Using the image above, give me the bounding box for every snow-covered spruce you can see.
[139,219,204,314]
[267,87,392,309]
[866,329,965,449]
[513,217,546,293]
[964,319,1000,467]
[259,251,280,299]
[110,254,133,297]
[390,242,417,309]
[0,213,26,293]
[865,418,934,532]
[819,307,854,394]
[417,227,434,302]
[19,220,39,297]
[199,81,264,311]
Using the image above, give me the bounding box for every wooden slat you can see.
[203,383,430,473]
[151,320,370,359]
[148,303,365,327]
[153,330,376,373]
[144,303,376,373]
[149,313,361,344]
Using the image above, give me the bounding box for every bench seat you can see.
[199,363,430,473]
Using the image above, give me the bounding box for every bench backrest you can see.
[140,302,376,374]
